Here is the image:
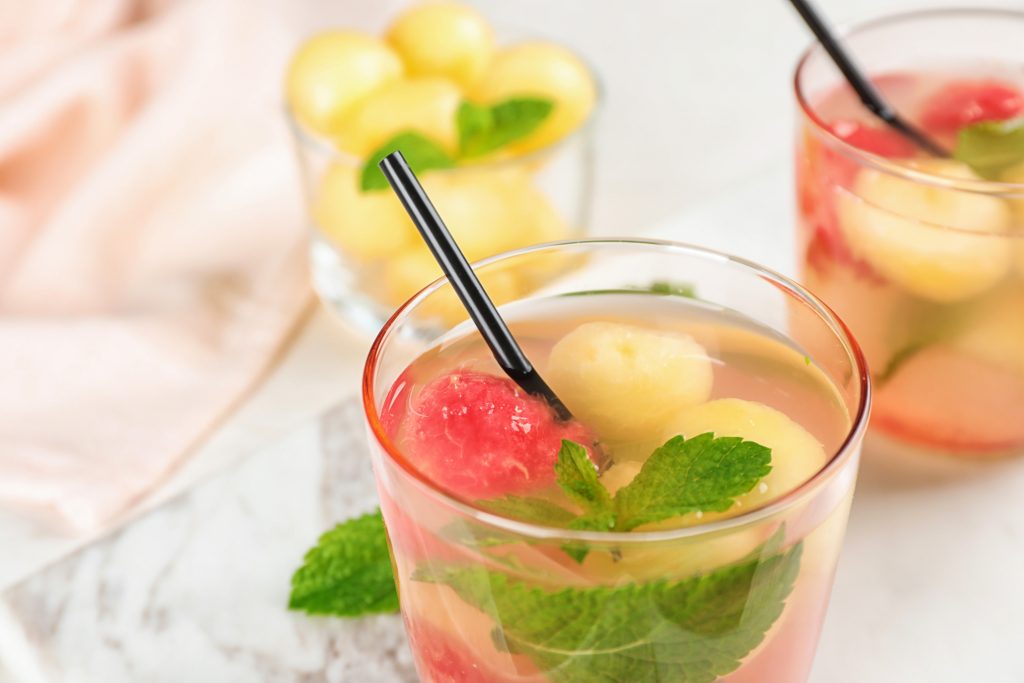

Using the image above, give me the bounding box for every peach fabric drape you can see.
[0,0,311,530]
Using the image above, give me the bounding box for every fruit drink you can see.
[364,241,869,683]
[795,9,1024,457]
[285,2,598,329]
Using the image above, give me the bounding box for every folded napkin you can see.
[0,0,311,530]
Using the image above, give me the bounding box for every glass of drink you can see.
[794,8,1024,457]
[284,2,599,333]
[363,240,869,682]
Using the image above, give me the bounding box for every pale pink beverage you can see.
[363,241,869,682]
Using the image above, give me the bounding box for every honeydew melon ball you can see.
[664,398,827,514]
[421,170,540,260]
[386,2,495,88]
[384,246,522,322]
[546,322,714,442]
[286,31,404,138]
[313,163,416,260]
[838,159,1012,302]
[337,77,463,157]
[472,42,596,154]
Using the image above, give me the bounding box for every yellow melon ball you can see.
[312,163,416,260]
[838,159,1012,302]
[384,247,522,322]
[420,170,534,261]
[546,322,714,442]
[598,460,642,496]
[664,399,827,514]
[577,527,761,583]
[337,78,462,157]
[472,42,596,154]
[286,31,404,137]
[386,2,495,87]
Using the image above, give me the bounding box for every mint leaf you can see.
[554,439,613,516]
[613,433,772,531]
[954,117,1024,179]
[361,132,455,191]
[417,530,802,683]
[288,509,398,616]
[477,495,577,526]
[644,280,697,298]
[457,98,553,158]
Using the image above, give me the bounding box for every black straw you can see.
[788,0,948,157]
[378,151,574,421]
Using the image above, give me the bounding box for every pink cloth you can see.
[0,0,311,530]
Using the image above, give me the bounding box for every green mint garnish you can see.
[554,440,615,517]
[644,280,698,298]
[456,97,554,158]
[612,434,772,531]
[477,495,579,527]
[486,435,771,534]
[360,132,455,191]
[954,117,1024,179]
[288,509,398,616]
[290,434,774,615]
[480,435,771,562]
[416,529,802,683]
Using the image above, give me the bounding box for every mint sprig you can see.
[484,435,771,535]
[288,509,398,616]
[290,434,774,616]
[954,116,1024,179]
[478,435,771,563]
[613,434,772,531]
[417,530,802,683]
[360,132,455,191]
[457,97,554,158]
[357,97,553,192]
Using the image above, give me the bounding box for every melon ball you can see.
[384,247,522,322]
[286,31,403,137]
[338,77,463,157]
[472,42,596,154]
[313,163,416,260]
[386,2,495,87]
[664,398,827,513]
[838,159,1012,302]
[546,322,714,442]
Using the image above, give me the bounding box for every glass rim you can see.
[284,39,604,175]
[362,238,872,544]
[793,6,1024,194]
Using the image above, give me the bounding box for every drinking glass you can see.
[794,8,1024,458]
[363,240,870,683]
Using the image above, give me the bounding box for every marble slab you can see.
[0,400,416,683]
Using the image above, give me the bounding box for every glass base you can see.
[310,234,395,335]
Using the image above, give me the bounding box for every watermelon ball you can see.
[402,370,594,499]
[921,80,1024,135]
[828,119,917,158]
